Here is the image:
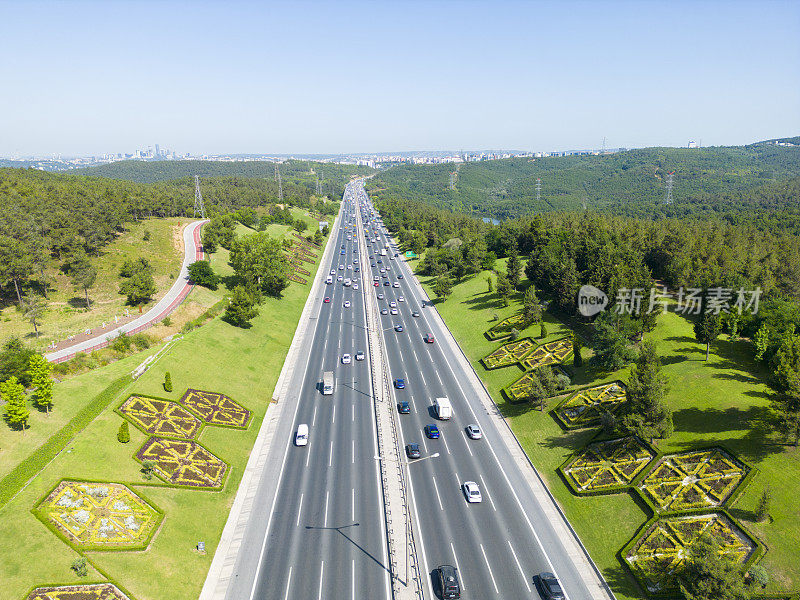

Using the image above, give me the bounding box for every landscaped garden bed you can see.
[34,480,162,551]
[480,337,536,369]
[519,337,572,370]
[118,395,201,439]
[25,583,133,600]
[561,436,656,494]
[638,448,751,512]
[136,437,228,488]
[623,512,760,595]
[179,389,251,428]
[554,381,627,429]
[484,313,526,341]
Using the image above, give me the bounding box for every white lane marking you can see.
[318,561,325,600]
[352,439,355,464]
[332,404,336,424]
[450,542,466,591]
[324,491,330,527]
[352,559,356,600]
[479,474,497,512]
[351,487,355,521]
[461,430,474,456]
[296,493,304,527]
[507,539,532,592]
[312,405,318,427]
[420,371,426,385]
[305,444,311,467]
[421,436,428,453]
[455,472,460,487]
[329,440,333,467]
[432,476,444,511]
[480,543,500,593]
[352,403,355,422]
[441,431,451,455]
[283,566,293,600]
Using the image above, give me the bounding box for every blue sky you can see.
[1,0,798,156]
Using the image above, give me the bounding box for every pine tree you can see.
[573,337,583,367]
[164,371,173,392]
[540,321,548,339]
[678,534,749,600]
[224,286,259,328]
[754,487,771,522]
[694,311,722,361]
[2,376,29,433]
[433,275,453,300]
[622,339,672,442]
[753,326,769,361]
[28,354,54,415]
[118,420,130,443]
[486,275,493,293]
[507,247,522,291]
[522,286,542,327]
[496,273,511,307]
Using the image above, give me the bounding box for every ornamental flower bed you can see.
[288,274,308,284]
[638,448,750,512]
[136,437,228,488]
[118,395,202,440]
[555,381,627,429]
[26,584,133,600]
[519,338,572,371]
[503,371,541,402]
[561,436,655,494]
[481,337,536,370]
[179,389,251,428]
[624,512,757,594]
[34,480,162,551]
[485,313,527,341]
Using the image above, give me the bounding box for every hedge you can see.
[0,374,133,510]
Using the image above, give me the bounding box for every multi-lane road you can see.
[222,180,609,600]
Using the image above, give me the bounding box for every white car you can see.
[355,351,365,361]
[463,481,482,503]
[295,424,309,446]
[342,353,352,364]
[353,283,359,290]
[344,301,351,308]
[390,308,398,315]
[337,275,343,282]
[339,265,344,270]
[330,269,335,275]
[392,282,400,288]
[398,296,405,302]
[390,301,397,308]
[466,424,483,440]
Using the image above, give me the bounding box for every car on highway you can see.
[337,275,343,282]
[398,401,410,414]
[405,443,421,459]
[374,281,380,287]
[381,308,388,315]
[398,274,403,279]
[339,265,344,270]
[295,424,309,447]
[424,333,434,343]
[394,378,405,389]
[398,296,405,302]
[377,293,384,299]
[462,481,482,503]
[390,308,398,315]
[436,565,461,599]
[371,263,376,267]
[392,281,400,288]
[323,297,331,303]
[389,301,397,308]
[377,259,383,264]
[343,300,351,308]
[356,351,365,361]
[412,311,420,317]
[342,354,351,364]
[354,267,360,272]
[340,250,345,255]
[330,269,335,275]
[537,572,565,600]
[383,281,390,286]
[424,424,440,439]
[347,265,352,270]
[353,283,359,290]
[466,424,483,440]
[395,324,404,332]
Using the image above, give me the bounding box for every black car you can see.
[437,565,461,599]
[398,401,411,414]
[398,274,403,279]
[405,443,420,459]
[537,572,565,600]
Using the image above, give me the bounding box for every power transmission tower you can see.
[664,171,674,205]
[193,176,206,218]
[536,178,542,204]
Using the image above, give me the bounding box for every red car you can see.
[424,333,434,343]
[323,297,331,303]
[374,281,380,287]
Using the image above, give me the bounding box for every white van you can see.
[295,424,309,446]
[325,275,333,284]
[434,398,453,420]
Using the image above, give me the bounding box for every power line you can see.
[193,175,206,218]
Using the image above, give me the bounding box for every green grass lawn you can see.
[0,218,328,600]
[1,217,189,351]
[419,265,799,598]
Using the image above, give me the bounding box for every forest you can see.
[366,141,800,227]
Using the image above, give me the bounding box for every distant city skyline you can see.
[1,0,798,156]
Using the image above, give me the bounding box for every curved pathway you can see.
[45,219,208,363]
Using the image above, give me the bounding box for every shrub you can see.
[130,333,152,350]
[164,371,172,392]
[755,487,771,522]
[111,332,133,353]
[509,328,520,340]
[540,322,548,339]
[71,557,88,577]
[187,260,219,290]
[141,460,155,480]
[748,564,769,589]
[162,316,172,327]
[117,420,130,443]
[143,230,151,241]
[555,372,571,391]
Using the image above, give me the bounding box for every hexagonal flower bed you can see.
[561,436,656,494]
[554,381,627,429]
[34,480,162,551]
[519,338,572,371]
[623,512,758,594]
[485,313,526,341]
[25,583,133,600]
[136,437,228,488]
[119,395,202,439]
[638,448,750,512]
[179,389,251,428]
[481,337,536,370]
[503,370,541,402]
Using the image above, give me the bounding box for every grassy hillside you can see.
[368,143,800,220]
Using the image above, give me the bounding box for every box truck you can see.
[323,371,335,395]
[434,397,452,420]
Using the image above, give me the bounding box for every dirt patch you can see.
[171,223,185,254]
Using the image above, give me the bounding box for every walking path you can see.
[45,219,207,364]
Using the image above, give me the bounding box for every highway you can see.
[224,190,391,600]
[353,180,600,599]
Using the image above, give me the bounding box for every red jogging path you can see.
[45,219,208,364]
